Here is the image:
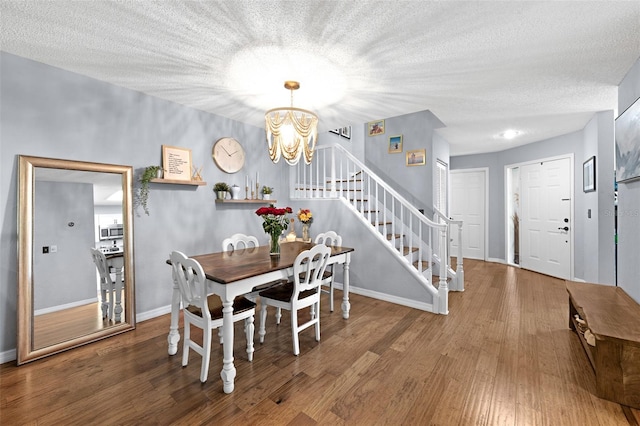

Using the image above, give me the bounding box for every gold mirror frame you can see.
[17,156,136,364]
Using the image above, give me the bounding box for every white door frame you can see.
[504,154,575,279]
[451,167,489,261]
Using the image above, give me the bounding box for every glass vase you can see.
[269,231,281,256]
[302,223,311,243]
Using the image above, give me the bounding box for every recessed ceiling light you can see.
[500,129,520,140]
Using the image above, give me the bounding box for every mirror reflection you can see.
[18,156,135,364]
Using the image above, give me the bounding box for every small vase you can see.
[269,231,281,256]
[263,193,271,200]
[230,185,241,200]
[302,223,311,243]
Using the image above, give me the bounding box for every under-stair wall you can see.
[296,199,440,311]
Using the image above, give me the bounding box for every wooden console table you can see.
[566,281,640,409]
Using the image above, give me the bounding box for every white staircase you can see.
[291,144,464,315]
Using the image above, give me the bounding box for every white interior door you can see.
[520,158,571,279]
[450,169,486,260]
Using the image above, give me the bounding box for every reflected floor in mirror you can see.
[33,292,126,350]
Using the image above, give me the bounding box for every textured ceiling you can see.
[1,1,639,155]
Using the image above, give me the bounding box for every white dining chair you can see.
[90,248,116,320]
[221,233,286,305]
[221,233,259,251]
[169,250,256,383]
[314,231,343,312]
[258,244,331,356]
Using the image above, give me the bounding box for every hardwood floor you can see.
[2,260,639,425]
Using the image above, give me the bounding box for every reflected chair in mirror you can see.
[258,244,331,356]
[221,233,259,251]
[90,248,120,321]
[314,231,343,312]
[170,250,255,383]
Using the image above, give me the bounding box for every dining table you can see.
[166,241,354,393]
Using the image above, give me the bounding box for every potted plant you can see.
[213,182,230,200]
[138,165,162,215]
[261,185,273,200]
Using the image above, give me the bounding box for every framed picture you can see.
[583,156,596,192]
[340,126,351,140]
[406,149,426,166]
[388,135,403,153]
[162,145,193,181]
[368,119,385,136]
[615,96,640,182]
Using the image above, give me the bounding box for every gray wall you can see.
[617,57,640,303]
[364,110,446,215]
[0,52,408,359]
[0,52,293,355]
[451,113,617,285]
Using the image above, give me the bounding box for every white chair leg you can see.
[100,285,108,319]
[259,304,267,343]
[310,303,316,320]
[182,319,190,367]
[276,307,282,325]
[315,301,321,342]
[200,328,212,383]
[245,316,255,362]
[291,310,300,356]
[329,278,335,312]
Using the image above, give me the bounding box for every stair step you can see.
[372,221,392,227]
[403,246,419,255]
[327,179,363,184]
[363,210,379,214]
[386,233,402,240]
[412,260,433,271]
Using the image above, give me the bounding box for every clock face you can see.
[212,137,245,174]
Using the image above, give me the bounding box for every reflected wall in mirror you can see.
[18,156,136,364]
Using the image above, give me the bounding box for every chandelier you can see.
[265,81,318,165]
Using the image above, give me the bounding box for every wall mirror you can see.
[17,156,136,364]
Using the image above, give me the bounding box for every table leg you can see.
[220,298,236,394]
[167,270,181,356]
[341,253,351,319]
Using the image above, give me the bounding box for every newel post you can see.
[438,225,449,314]
[456,222,464,291]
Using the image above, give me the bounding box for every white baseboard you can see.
[334,282,436,313]
[487,257,506,264]
[136,305,172,323]
[34,297,98,316]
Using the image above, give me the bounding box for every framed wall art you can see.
[162,145,193,181]
[389,135,403,153]
[406,149,426,166]
[368,119,385,136]
[583,156,596,192]
[615,96,640,182]
[340,126,351,140]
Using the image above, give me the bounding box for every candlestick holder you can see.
[256,183,260,200]
[245,186,249,200]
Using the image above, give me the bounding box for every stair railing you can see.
[433,208,464,292]
[291,144,451,314]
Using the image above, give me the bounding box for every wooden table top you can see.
[566,280,640,343]
[176,241,354,284]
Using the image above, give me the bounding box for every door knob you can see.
[558,226,569,231]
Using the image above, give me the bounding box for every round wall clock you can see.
[212,137,245,174]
